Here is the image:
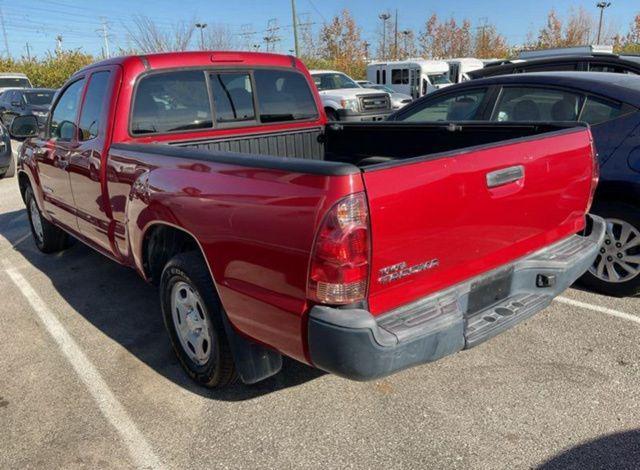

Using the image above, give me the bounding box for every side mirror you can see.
[9,115,39,138]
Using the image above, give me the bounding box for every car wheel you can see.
[325,108,339,121]
[160,251,237,388]
[24,185,69,253]
[580,202,640,297]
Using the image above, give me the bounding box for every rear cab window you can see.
[131,68,318,136]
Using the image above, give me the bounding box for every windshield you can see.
[0,78,31,88]
[24,91,54,106]
[313,73,359,91]
[427,73,451,85]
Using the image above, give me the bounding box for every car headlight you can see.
[340,98,360,112]
[32,111,48,117]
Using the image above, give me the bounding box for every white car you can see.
[310,70,392,122]
[0,73,32,93]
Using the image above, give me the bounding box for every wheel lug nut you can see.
[600,248,606,253]
[607,256,613,262]
[605,240,611,245]
[618,253,624,259]
[616,242,622,248]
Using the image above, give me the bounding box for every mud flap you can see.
[221,312,283,384]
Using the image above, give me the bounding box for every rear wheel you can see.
[25,185,69,253]
[160,251,237,388]
[581,202,640,297]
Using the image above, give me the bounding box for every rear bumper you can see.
[307,216,606,381]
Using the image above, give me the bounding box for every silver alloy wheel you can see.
[589,218,640,283]
[170,281,213,365]
[29,198,44,244]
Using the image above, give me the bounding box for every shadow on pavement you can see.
[0,209,324,401]
[538,429,640,470]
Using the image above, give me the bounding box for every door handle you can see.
[486,165,525,188]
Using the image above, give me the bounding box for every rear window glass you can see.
[24,91,54,105]
[491,87,582,122]
[131,71,212,135]
[209,72,256,123]
[253,70,317,123]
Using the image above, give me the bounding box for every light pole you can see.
[401,30,411,59]
[379,13,391,60]
[596,2,611,44]
[195,22,207,50]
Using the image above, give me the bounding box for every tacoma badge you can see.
[378,259,439,284]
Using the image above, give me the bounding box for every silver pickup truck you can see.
[310,70,392,122]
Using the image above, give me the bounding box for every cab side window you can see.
[399,89,487,122]
[491,87,582,122]
[579,96,626,125]
[50,79,85,141]
[78,71,111,141]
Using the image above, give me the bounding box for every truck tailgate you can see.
[364,128,595,314]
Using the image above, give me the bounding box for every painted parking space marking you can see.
[2,258,164,470]
[556,296,640,325]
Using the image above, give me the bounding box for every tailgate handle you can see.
[486,165,524,188]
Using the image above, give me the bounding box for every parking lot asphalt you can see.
[1,167,640,469]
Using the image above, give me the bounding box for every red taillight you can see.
[307,193,370,305]
[587,135,600,212]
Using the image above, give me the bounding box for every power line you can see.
[263,18,281,52]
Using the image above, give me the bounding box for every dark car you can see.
[0,88,56,128]
[469,53,640,80]
[389,72,640,296]
[0,121,13,177]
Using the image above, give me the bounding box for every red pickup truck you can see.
[12,51,604,388]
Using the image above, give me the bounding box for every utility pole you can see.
[25,42,31,61]
[240,24,256,50]
[393,9,398,60]
[291,0,299,56]
[100,18,111,58]
[379,12,391,60]
[363,41,370,61]
[264,18,281,52]
[596,2,611,44]
[0,5,9,59]
[55,35,63,55]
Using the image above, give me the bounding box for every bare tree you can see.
[202,23,237,50]
[125,15,195,53]
[615,13,640,54]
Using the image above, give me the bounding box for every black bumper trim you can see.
[308,216,606,381]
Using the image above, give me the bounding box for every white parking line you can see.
[556,296,640,325]
[2,259,164,470]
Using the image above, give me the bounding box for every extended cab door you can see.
[67,67,117,255]
[37,77,85,230]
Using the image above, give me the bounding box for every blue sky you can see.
[9,0,640,58]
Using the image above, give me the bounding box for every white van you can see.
[366,60,451,99]
[447,58,484,83]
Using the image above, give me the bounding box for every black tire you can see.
[24,185,69,253]
[160,251,237,388]
[580,201,640,297]
[325,108,339,121]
